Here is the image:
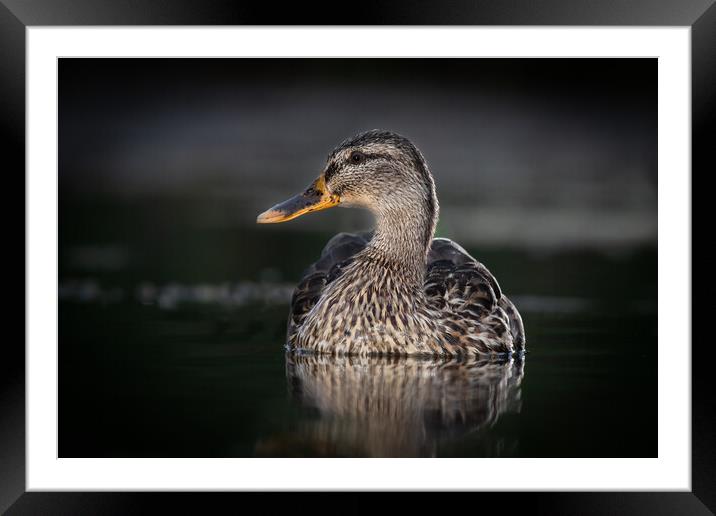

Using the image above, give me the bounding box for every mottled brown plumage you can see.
[259,130,525,357]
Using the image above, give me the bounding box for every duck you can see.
[257,130,525,357]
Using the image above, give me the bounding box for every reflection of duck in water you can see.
[256,354,524,457]
[257,130,525,357]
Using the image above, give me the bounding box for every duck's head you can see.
[256,130,438,234]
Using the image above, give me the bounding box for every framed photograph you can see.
[4,0,711,513]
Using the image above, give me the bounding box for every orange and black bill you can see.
[256,175,340,224]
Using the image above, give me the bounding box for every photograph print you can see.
[59,57,657,458]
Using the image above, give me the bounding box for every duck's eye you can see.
[350,151,365,164]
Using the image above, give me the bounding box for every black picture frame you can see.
[3,1,712,513]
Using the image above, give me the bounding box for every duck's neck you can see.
[362,196,438,286]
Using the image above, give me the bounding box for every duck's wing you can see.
[287,231,372,342]
[427,238,525,352]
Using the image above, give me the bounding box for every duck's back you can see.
[427,238,525,353]
[287,232,525,355]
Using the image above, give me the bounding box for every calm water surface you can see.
[59,223,656,458]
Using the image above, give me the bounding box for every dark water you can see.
[59,211,657,458]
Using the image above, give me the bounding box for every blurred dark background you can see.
[58,59,657,458]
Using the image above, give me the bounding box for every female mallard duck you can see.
[257,130,525,357]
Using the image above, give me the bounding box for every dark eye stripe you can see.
[325,152,395,182]
[324,162,338,182]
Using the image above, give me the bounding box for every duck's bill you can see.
[256,176,341,224]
